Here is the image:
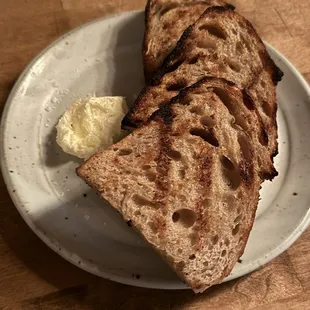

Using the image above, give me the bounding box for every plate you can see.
[1,10,310,290]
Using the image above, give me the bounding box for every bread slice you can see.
[77,77,263,293]
[124,7,283,171]
[143,0,234,81]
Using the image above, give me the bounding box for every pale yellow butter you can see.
[56,96,128,159]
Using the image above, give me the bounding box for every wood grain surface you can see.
[1,0,310,309]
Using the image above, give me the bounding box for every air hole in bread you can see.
[221,156,235,171]
[188,55,199,64]
[131,194,160,209]
[145,171,156,182]
[260,80,266,88]
[172,212,180,222]
[238,133,252,162]
[197,38,217,49]
[113,147,118,152]
[148,221,158,234]
[203,261,209,267]
[237,207,242,215]
[172,209,197,228]
[134,210,141,216]
[227,60,241,72]
[117,149,133,156]
[216,63,226,73]
[213,88,248,132]
[203,198,211,208]
[179,169,186,179]
[225,195,237,212]
[166,80,187,91]
[232,223,240,235]
[190,128,219,147]
[142,164,151,170]
[221,156,241,190]
[211,234,219,245]
[200,115,215,128]
[199,24,227,40]
[258,128,269,146]
[221,249,227,257]
[242,92,255,110]
[162,22,170,30]
[182,94,193,106]
[189,105,203,115]
[235,42,243,55]
[262,100,273,117]
[189,254,196,260]
[178,248,183,254]
[190,233,198,246]
[232,28,238,35]
[234,214,242,223]
[166,149,182,160]
[213,87,232,104]
[224,238,230,246]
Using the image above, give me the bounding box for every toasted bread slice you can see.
[143,0,234,81]
[77,77,263,293]
[124,7,283,169]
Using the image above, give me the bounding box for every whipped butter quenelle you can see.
[56,96,128,159]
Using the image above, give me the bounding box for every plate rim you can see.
[1,9,310,290]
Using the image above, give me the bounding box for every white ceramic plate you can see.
[1,10,310,290]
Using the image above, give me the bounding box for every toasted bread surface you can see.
[124,7,283,169]
[78,78,263,293]
[143,0,234,80]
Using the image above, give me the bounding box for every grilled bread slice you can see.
[124,6,283,171]
[77,77,263,293]
[143,0,234,81]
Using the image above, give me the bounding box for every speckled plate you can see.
[1,10,310,290]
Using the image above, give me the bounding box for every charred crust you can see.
[121,84,154,129]
[259,49,284,85]
[259,168,278,181]
[152,102,174,125]
[162,57,185,76]
[240,13,284,85]
[271,148,279,158]
[226,3,236,10]
[273,66,284,83]
[121,115,141,129]
[161,26,194,70]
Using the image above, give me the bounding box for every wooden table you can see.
[1,0,310,309]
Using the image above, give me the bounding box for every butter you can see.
[56,96,128,159]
